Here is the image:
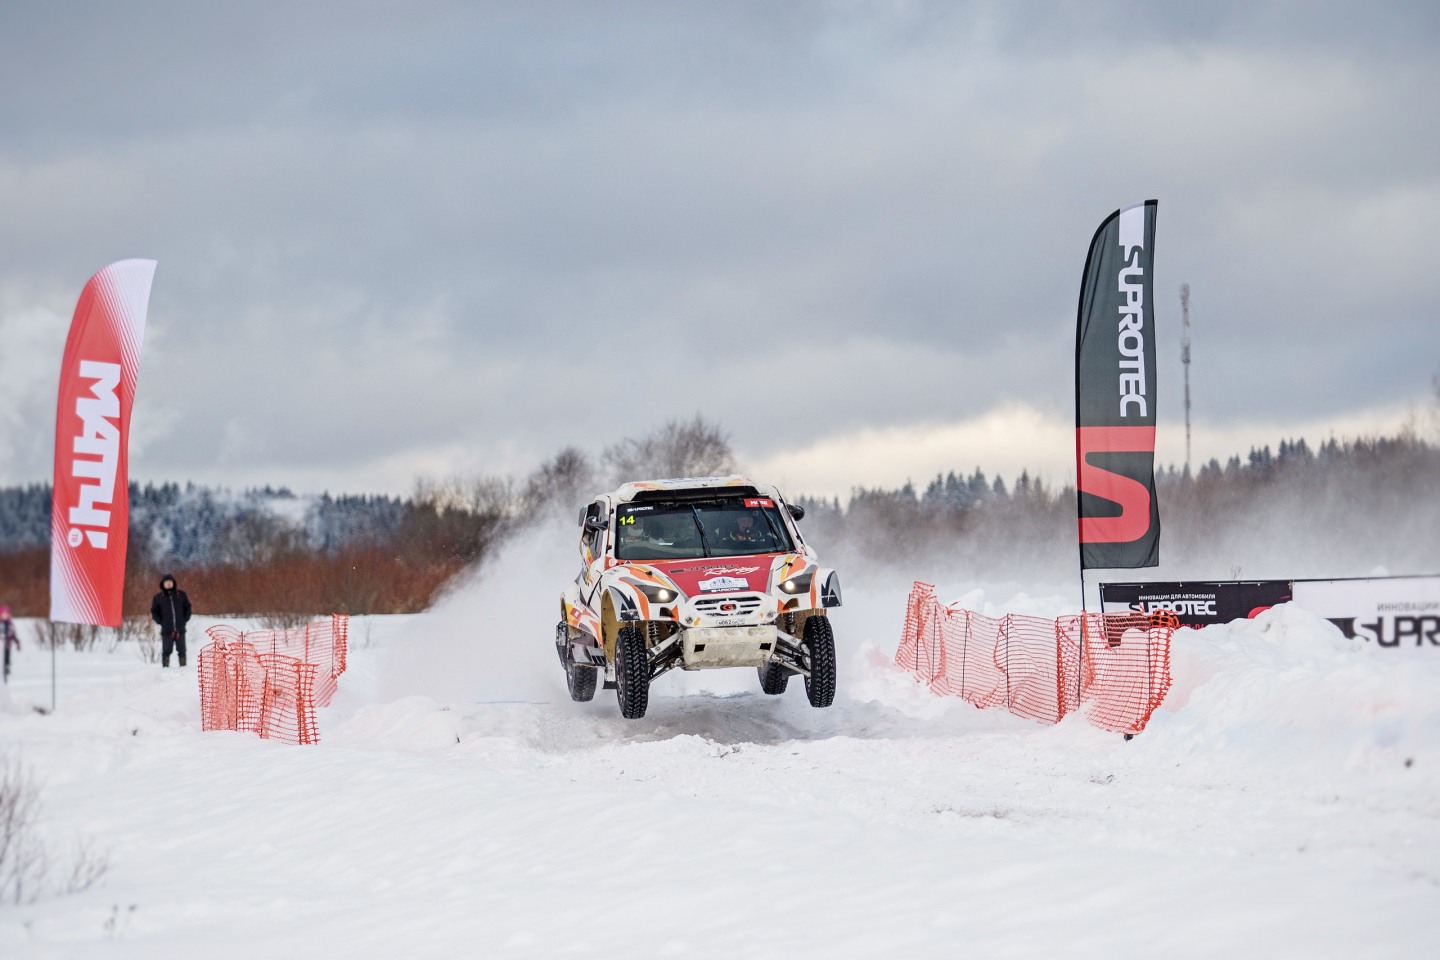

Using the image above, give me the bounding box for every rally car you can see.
[556,476,842,719]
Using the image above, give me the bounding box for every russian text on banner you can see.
[50,260,157,626]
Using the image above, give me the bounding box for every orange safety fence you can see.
[897,582,1176,735]
[197,616,348,745]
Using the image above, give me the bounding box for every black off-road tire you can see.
[615,626,650,719]
[802,615,836,708]
[554,622,569,667]
[557,622,597,702]
[566,656,598,702]
[757,660,790,695]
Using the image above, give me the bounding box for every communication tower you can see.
[1180,283,1192,474]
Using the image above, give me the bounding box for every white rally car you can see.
[556,476,842,719]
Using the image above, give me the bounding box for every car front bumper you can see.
[678,624,778,669]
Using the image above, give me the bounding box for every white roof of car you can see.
[609,475,782,504]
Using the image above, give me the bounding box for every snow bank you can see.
[1151,603,1440,776]
[1,587,1437,957]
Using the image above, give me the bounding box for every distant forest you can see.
[799,431,1440,587]
[2,415,1438,619]
[0,482,509,621]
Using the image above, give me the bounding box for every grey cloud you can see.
[1,1,1437,493]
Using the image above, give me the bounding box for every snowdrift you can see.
[0,592,1436,957]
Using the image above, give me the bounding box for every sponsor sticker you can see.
[744,498,774,508]
[699,576,748,592]
[671,564,761,576]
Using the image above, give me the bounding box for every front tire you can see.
[802,615,836,708]
[615,626,650,719]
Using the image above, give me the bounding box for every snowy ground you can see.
[2,559,1438,957]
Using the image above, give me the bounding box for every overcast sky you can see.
[1,1,1437,499]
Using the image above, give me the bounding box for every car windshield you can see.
[614,497,793,560]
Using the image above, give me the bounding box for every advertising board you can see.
[1291,576,1440,649]
[1099,580,1292,628]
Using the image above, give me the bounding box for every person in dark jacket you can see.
[150,573,193,667]
[1,605,18,682]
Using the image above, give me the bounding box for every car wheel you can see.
[757,660,790,695]
[615,626,650,719]
[554,621,569,667]
[566,653,598,703]
[557,622,597,702]
[802,615,836,708]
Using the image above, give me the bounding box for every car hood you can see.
[634,555,790,596]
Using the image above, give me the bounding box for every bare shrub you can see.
[355,617,375,650]
[0,756,45,905]
[114,615,151,645]
[0,757,109,906]
[34,621,104,652]
[33,618,156,658]
[601,415,735,486]
[413,474,518,518]
[104,903,138,939]
[121,616,161,665]
[61,838,110,895]
[520,446,595,516]
[257,610,313,630]
[72,624,103,652]
[133,632,159,665]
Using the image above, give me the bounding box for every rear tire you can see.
[558,622,597,702]
[566,655,598,703]
[555,622,568,667]
[615,626,650,719]
[802,615,836,708]
[757,660,790,695]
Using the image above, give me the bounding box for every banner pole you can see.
[1077,569,1087,707]
[51,628,56,713]
[1073,201,1161,734]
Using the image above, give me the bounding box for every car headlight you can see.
[778,572,814,595]
[638,584,677,603]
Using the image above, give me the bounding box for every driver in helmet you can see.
[620,519,648,548]
[723,512,765,544]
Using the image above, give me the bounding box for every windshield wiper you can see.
[760,509,791,551]
[690,505,713,557]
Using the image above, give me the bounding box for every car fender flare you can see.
[609,583,642,623]
[600,589,625,663]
